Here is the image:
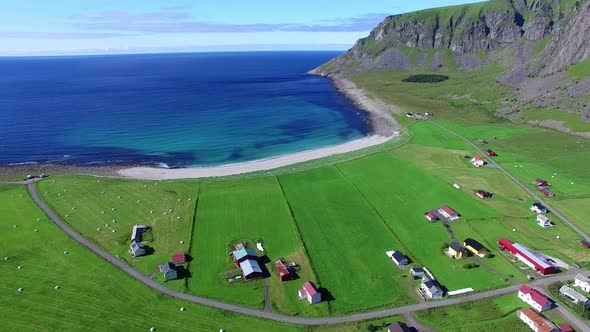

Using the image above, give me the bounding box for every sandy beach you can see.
[118,135,393,180]
[117,75,400,180]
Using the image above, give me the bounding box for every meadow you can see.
[413,294,530,332]
[0,184,307,332]
[36,177,199,291]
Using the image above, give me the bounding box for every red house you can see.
[537,186,554,197]
[535,179,549,186]
[486,150,497,157]
[172,252,187,265]
[476,189,494,199]
[424,212,438,222]
[275,259,294,282]
[498,238,558,275]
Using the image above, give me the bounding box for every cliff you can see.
[314,0,587,76]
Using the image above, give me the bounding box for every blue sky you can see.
[0,0,484,55]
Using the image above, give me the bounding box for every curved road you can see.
[431,122,590,242]
[25,182,585,326]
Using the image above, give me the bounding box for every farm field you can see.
[336,151,518,291]
[413,294,530,332]
[36,176,198,291]
[0,184,306,332]
[188,177,327,315]
[278,166,416,313]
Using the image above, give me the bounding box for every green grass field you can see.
[278,166,416,313]
[0,184,309,332]
[520,109,590,133]
[414,294,530,332]
[36,177,199,291]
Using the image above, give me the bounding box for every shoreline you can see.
[116,74,400,180]
[1,74,400,181]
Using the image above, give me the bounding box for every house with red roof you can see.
[557,324,575,332]
[172,252,187,265]
[424,212,438,222]
[535,179,549,187]
[518,285,553,312]
[438,205,460,221]
[471,156,485,167]
[498,238,558,275]
[517,308,560,332]
[298,281,321,304]
[275,259,294,282]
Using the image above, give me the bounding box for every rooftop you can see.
[464,238,484,251]
[519,285,551,307]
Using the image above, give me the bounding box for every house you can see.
[420,278,444,299]
[239,259,263,280]
[574,274,590,293]
[410,267,425,278]
[171,252,187,265]
[387,322,412,332]
[518,285,553,312]
[129,241,146,257]
[464,238,488,256]
[517,308,560,332]
[388,251,409,267]
[298,281,321,304]
[580,240,590,249]
[275,259,294,282]
[438,205,460,221]
[476,189,494,199]
[424,212,438,222]
[471,156,485,167]
[159,262,178,281]
[557,324,575,332]
[537,215,553,228]
[535,179,549,187]
[131,224,148,242]
[531,203,548,214]
[486,149,497,157]
[559,285,589,306]
[537,186,555,197]
[448,241,466,259]
[498,238,558,275]
[405,112,414,118]
[231,248,259,265]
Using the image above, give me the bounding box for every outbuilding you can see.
[129,241,146,257]
[388,251,409,267]
[424,212,438,222]
[537,186,554,197]
[574,274,590,293]
[131,224,148,243]
[536,215,553,228]
[240,259,263,280]
[410,267,425,278]
[559,285,589,306]
[535,179,549,187]
[498,238,558,275]
[463,238,487,256]
[275,259,293,282]
[172,252,187,265]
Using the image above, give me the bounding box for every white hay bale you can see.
[101,211,105,214]
[54,285,60,290]
[34,229,39,232]
[3,257,8,260]
[97,180,100,183]
[17,265,22,269]
[117,196,121,199]
[188,198,191,201]
[111,208,116,211]
[150,210,154,214]
[512,228,517,232]
[144,185,148,188]
[13,225,17,228]
[112,229,116,233]
[177,217,181,220]
[169,209,173,212]
[105,224,109,227]
[177,199,181,202]
[72,207,76,210]
[36,218,40,221]
[63,251,69,255]
[556,236,560,239]
[137,200,141,203]
[18,288,23,292]
[180,241,184,244]
[180,307,185,312]
[149,328,156,332]
[97,228,101,231]
[65,214,69,218]
[571,182,574,185]
[163,212,167,215]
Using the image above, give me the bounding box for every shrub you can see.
[402,74,449,83]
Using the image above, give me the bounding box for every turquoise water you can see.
[0,52,370,167]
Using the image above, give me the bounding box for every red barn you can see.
[535,179,549,186]
[476,189,494,199]
[172,252,187,265]
[275,259,293,282]
[580,240,590,249]
[486,150,497,157]
[498,238,557,275]
[537,186,554,197]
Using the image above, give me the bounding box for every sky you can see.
[0,0,485,55]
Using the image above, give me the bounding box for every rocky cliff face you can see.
[317,0,585,75]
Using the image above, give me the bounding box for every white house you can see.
[471,156,485,167]
[530,203,548,214]
[387,251,409,267]
[131,224,148,242]
[420,278,443,299]
[410,267,425,278]
[518,285,552,312]
[298,281,321,304]
[575,274,590,293]
[159,262,178,282]
[517,308,560,332]
[536,215,553,228]
[559,285,589,306]
[129,241,146,257]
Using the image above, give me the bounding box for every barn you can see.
[498,238,558,275]
[537,186,554,197]
[275,259,294,282]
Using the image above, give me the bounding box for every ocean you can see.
[0,51,370,167]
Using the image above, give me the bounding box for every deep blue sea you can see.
[0,52,370,167]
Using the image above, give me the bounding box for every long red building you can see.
[498,238,558,275]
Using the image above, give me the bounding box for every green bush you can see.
[402,74,449,83]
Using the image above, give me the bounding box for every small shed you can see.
[424,212,438,222]
[275,259,294,282]
[410,267,425,278]
[172,252,187,265]
[388,251,409,267]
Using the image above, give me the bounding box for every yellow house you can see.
[463,238,488,256]
[448,241,466,259]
